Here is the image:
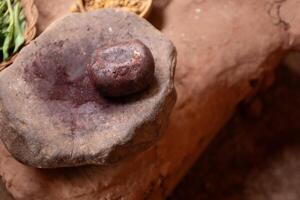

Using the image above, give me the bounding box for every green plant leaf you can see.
[2,0,15,60]
[2,25,13,60]
[13,1,24,53]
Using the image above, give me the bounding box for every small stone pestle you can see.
[87,40,155,97]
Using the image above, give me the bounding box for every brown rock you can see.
[0,10,176,168]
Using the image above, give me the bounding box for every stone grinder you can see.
[0,9,176,168]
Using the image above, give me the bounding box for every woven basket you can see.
[0,0,38,71]
[70,0,153,18]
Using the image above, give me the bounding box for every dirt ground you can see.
[169,64,300,200]
[0,1,298,199]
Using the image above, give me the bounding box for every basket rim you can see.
[72,0,153,18]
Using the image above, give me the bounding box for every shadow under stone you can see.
[169,64,300,200]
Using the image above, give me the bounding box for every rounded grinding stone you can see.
[0,9,176,168]
[87,39,155,97]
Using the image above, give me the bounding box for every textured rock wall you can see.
[0,0,300,199]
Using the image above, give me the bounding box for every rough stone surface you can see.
[0,0,300,199]
[0,10,176,168]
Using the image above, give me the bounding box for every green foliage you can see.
[0,0,25,61]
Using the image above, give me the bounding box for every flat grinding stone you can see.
[0,9,176,168]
